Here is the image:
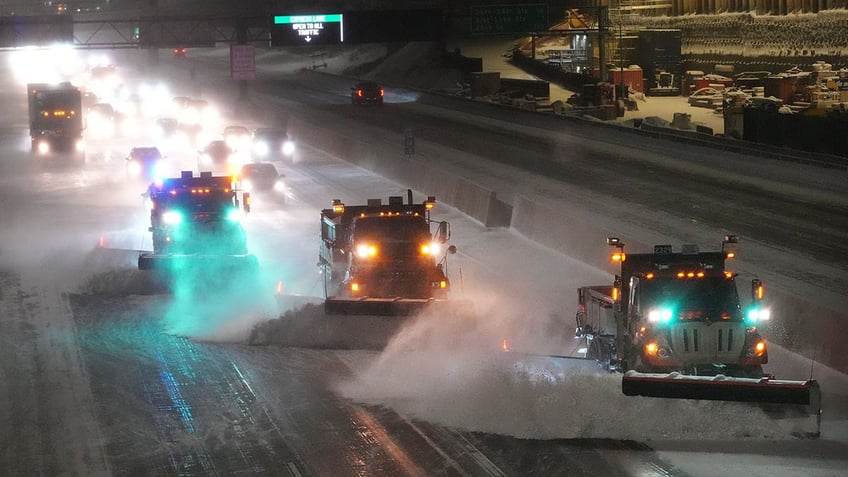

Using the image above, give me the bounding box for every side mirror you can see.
[436,221,449,244]
[751,278,764,302]
[243,192,251,213]
[447,245,457,255]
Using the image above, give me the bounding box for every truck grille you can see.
[667,322,745,362]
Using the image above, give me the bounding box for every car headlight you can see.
[282,141,295,156]
[127,161,141,175]
[253,141,269,156]
[274,181,286,193]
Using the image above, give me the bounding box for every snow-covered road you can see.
[1,44,847,476]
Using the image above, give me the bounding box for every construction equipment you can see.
[319,190,457,315]
[575,236,820,411]
[138,171,257,275]
[566,82,626,120]
[27,82,85,160]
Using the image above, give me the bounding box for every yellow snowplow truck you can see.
[318,190,457,315]
[575,236,820,412]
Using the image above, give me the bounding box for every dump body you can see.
[319,193,452,315]
[27,82,84,157]
[138,171,255,273]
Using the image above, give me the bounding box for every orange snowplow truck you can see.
[576,236,820,411]
[319,190,456,315]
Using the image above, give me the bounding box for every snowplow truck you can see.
[138,171,257,274]
[575,236,820,410]
[27,82,85,160]
[319,190,456,315]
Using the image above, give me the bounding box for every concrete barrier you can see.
[511,195,652,270]
[288,114,508,227]
[764,289,848,374]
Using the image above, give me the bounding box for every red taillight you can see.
[357,90,363,97]
[379,88,384,96]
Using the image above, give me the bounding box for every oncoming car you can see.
[224,125,252,152]
[351,81,384,106]
[198,139,237,173]
[238,162,286,203]
[126,146,165,181]
[251,127,295,160]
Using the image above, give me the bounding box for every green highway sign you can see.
[470,4,548,34]
[271,12,343,46]
[274,14,343,25]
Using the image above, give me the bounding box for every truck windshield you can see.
[641,277,742,321]
[33,92,79,125]
[157,192,237,217]
[353,215,430,242]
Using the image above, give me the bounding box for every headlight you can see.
[152,161,166,180]
[274,181,286,193]
[162,210,182,225]
[253,141,269,156]
[746,308,770,322]
[241,179,253,191]
[227,208,242,222]
[282,141,295,156]
[75,139,85,152]
[420,243,440,256]
[356,243,377,258]
[37,141,50,154]
[648,308,673,323]
[127,160,141,175]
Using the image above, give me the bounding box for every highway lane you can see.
[3,46,847,476]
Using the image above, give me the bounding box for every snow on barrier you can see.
[763,288,848,374]
[510,195,651,270]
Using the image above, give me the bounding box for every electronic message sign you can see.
[270,14,342,46]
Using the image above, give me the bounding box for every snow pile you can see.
[334,291,798,441]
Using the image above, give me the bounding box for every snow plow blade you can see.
[622,371,821,408]
[324,297,449,316]
[138,253,259,273]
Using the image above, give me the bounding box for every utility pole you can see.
[598,7,607,83]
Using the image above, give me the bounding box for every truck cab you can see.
[138,171,254,272]
[319,191,455,315]
[27,82,85,160]
[578,236,769,378]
